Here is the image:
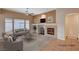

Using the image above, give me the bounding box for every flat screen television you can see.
[40,18,46,23]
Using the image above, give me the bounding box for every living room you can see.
[0,8,79,51]
[0,8,57,51]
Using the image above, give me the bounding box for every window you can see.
[14,19,24,29]
[26,20,30,30]
[5,18,13,32]
[5,18,30,32]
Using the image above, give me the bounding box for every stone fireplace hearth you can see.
[38,24,45,35]
[39,27,44,35]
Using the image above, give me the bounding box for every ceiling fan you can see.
[25,8,34,16]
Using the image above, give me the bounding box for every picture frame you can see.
[47,16,54,23]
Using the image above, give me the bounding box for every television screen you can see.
[40,18,46,23]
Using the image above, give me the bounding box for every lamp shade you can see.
[41,15,46,18]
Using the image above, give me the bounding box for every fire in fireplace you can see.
[47,28,54,35]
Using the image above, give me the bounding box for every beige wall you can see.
[0,9,33,38]
[33,10,56,24]
[56,8,79,40]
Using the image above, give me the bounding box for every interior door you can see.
[65,14,78,40]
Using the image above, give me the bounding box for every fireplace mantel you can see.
[32,23,57,26]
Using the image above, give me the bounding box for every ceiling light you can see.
[25,8,34,16]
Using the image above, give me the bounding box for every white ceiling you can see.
[5,8,55,15]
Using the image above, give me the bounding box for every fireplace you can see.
[38,25,45,35]
[40,27,44,35]
[47,28,54,35]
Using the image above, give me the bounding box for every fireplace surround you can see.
[47,28,54,35]
[32,23,57,39]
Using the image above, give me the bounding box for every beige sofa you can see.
[0,37,23,51]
